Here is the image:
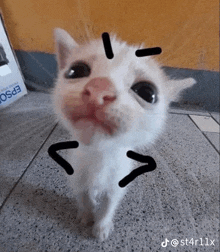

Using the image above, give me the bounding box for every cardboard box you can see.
[0,12,27,109]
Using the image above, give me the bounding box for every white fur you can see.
[52,28,196,241]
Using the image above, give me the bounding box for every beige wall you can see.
[1,0,219,71]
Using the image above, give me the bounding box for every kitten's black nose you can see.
[82,77,116,107]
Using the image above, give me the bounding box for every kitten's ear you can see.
[167,77,196,102]
[54,28,78,70]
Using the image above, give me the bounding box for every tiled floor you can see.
[0,92,219,252]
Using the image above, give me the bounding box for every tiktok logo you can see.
[161,238,169,247]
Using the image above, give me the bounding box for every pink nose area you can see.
[82,77,116,106]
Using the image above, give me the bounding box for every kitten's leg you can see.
[76,190,97,226]
[92,188,126,241]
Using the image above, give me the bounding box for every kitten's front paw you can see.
[92,221,114,241]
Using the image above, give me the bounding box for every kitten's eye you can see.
[131,81,157,103]
[65,61,91,79]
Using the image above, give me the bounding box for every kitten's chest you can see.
[69,147,133,187]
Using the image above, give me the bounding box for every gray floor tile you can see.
[204,132,220,152]
[0,91,56,207]
[211,112,220,124]
[0,113,219,251]
[1,91,54,113]
[168,107,210,116]
[189,115,219,133]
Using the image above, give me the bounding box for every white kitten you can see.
[52,28,196,241]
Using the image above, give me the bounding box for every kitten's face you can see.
[53,29,196,146]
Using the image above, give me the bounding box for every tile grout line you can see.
[0,123,58,212]
[168,111,219,153]
[187,115,220,154]
[209,112,220,125]
[168,111,210,116]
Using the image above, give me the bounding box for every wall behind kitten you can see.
[1,0,218,70]
[1,0,219,111]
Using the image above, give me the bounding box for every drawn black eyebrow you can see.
[102,32,114,59]
[102,32,162,59]
[135,47,162,57]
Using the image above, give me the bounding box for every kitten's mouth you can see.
[71,115,117,135]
